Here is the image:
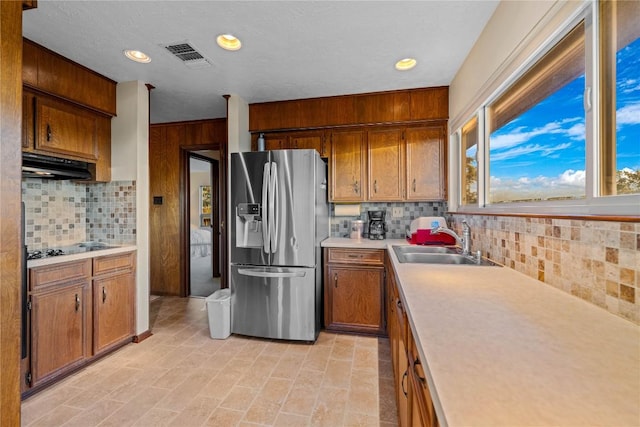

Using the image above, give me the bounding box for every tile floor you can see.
[21,296,398,426]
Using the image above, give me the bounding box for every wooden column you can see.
[1,0,25,424]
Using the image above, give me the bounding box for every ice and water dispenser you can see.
[235,203,263,248]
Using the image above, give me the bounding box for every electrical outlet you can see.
[392,207,403,218]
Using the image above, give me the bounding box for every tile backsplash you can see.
[450,214,640,325]
[330,201,448,238]
[23,179,136,250]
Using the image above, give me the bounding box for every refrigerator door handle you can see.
[269,162,279,253]
[261,162,270,253]
[237,268,306,278]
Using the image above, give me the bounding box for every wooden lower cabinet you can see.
[30,281,90,388]
[324,248,385,335]
[24,252,135,395]
[93,274,135,354]
[386,255,439,427]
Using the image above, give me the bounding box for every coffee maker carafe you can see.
[368,210,386,240]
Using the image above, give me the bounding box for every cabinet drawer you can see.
[327,248,385,265]
[30,259,91,292]
[93,252,135,277]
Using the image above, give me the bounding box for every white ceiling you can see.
[22,1,499,124]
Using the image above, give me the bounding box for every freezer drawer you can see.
[230,265,318,341]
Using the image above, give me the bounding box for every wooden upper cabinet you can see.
[254,130,329,157]
[405,126,445,201]
[35,95,98,161]
[330,130,366,202]
[265,134,287,151]
[249,87,448,131]
[23,39,116,116]
[368,128,405,201]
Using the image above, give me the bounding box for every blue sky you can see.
[487,37,640,200]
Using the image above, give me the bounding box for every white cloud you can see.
[490,168,586,201]
[490,117,584,150]
[558,169,585,186]
[617,102,640,126]
[491,142,572,162]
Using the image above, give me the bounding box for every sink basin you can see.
[392,245,501,266]
[393,245,458,255]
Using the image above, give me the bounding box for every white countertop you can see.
[321,237,408,249]
[27,244,137,268]
[322,237,640,426]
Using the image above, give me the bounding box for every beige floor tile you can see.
[274,412,311,426]
[98,386,170,427]
[21,297,397,427]
[131,408,179,427]
[281,386,319,416]
[343,411,381,427]
[322,359,352,388]
[243,399,281,425]
[219,386,259,411]
[167,395,221,427]
[29,405,82,427]
[204,407,244,426]
[61,400,125,427]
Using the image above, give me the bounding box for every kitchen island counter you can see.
[385,245,640,426]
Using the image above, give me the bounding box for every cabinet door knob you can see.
[46,124,52,142]
[75,294,80,312]
[102,287,107,303]
[334,273,338,288]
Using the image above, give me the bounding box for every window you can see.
[460,116,478,205]
[599,0,640,196]
[454,1,640,213]
[488,22,586,204]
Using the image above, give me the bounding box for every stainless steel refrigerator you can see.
[230,149,328,341]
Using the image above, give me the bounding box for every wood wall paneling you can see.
[409,87,449,121]
[1,0,24,423]
[149,119,227,297]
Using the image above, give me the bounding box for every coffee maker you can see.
[368,210,387,240]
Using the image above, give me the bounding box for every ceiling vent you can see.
[164,42,212,69]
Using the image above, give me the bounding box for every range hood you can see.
[22,152,92,180]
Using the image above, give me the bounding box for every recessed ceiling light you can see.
[216,34,241,51]
[395,58,417,71]
[124,50,151,63]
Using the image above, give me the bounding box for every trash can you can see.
[205,288,231,339]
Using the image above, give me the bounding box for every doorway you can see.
[187,151,221,297]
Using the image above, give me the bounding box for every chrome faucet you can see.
[431,220,472,255]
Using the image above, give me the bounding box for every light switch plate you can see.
[392,207,403,218]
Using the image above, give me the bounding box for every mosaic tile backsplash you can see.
[330,201,448,238]
[450,214,640,325]
[23,179,136,251]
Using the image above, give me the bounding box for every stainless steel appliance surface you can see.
[230,149,328,341]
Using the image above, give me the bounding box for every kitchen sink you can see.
[392,245,501,266]
[393,245,458,255]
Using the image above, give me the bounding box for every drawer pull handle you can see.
[412,178,416,192]
[347,254,362,258]
[102,287,107,303]
[413,358,427,385]
[334,273,338,288]
[401,370,408,397]
[75,294,80,312]
[374,180,378,193]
